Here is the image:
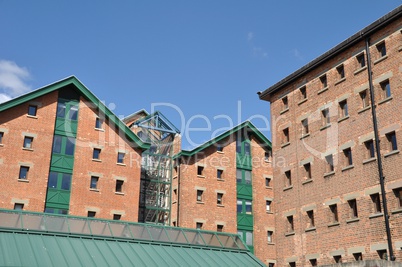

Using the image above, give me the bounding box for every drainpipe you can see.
[176,158,181,226]
[365,37,395,261]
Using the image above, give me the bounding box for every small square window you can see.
[196,222,203,230]
[356,53,366,68]
[267,230,273,243]
[360,89,370,108]
[348,199,358,218]
[282,128,290,144]
[217,224,224,232]
[353,252,363,261]
[377,41,386,58]
[343,148,353,167]
[28,105,37,116]
[393,188,402,208]
[364,140,375,159]
[287,215,294,232]
[289,262,296,267]
[87,211,96,218]
[197,166,204,176]
[264,150,272,161]
[265,177,271,187]
[320,74,327,88]
[310,259,317,266]
[14,203,24,210]
[19,166,29,180]
[245,200,252,214]
[93,148,101,160]
[336,64,345,79]
[217,193,223,205]
[301,118,309,135]
[386,131,398,152]
[115,180,124,193]
[95,118,103,129]
[377,249,387,260]
[217,144,223,152]
[321,108,330,126]
[268,263,275,267]
[113,214,121,220]
[117,152,125,164]
[307,210,315,228]
[371,193,382,213]
[325,154,334,173]
[339,100,348,118]
[329,204,338,223]
[217,169,223,180]
[266,200,271,212]
[197,190,203,202]
[380,80,391,99]
[285,170,292,187]
[23,136,33,149]
[0,132,3,144]
[90,176,99,189]
[303,163,312,180]
[282,96,288,110]
[300,86,307,100]
[334,255,342,263]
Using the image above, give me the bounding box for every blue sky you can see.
[0,1,401,149]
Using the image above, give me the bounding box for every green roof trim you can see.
[0,76,150,150]
[176,121,271,158]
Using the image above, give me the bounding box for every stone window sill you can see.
[337,116,349,123]
[27,115,38,119]
[0,144,3,147]
[92,159,102,162]
[197,175,205,178]
[378,96,393,105]
[318,87,329,95]
[305,227,316,232]
[298,98,308,105]
[346,217,360,224]
[334,77,346,86]
[89,188,99,192]
[115,192,125,196]
[399,46,402,52]
[116,163,126,166]
[341,165,354,172]
[358,106,371,114]
[217,179,225,182]
[281,142,290,148]
[354,66,367,75]
[302,179,313,185]
[391,208,402,214]
[328,222,340,228]
[172,200,177,204]
[384,150,399,158]
[300,133,310,140]
[196,201,205,205]
[320,123,331,131]
[267,242,275,246]
[18,179,29,183]
[217,151,224,154]
[280,108,289,115]
[324,171,335,178]
[94,128,105,132]
[283,185,293,191]
[22,148,34,151]
[285,231,295,237]
[217,204,225,207]
[265,186,273,190]
[369,212,383,219]
[266,211,273,215]
[363,158,376,164]
[373,55,388,65]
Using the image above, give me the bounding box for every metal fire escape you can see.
[131,112,179,225]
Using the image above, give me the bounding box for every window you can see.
[237,199,252,214]
[265,177,271,187]
[289,262,296,267]
[320,74,327,88]
[282,96,288,110]
[285,170,292,187]
[217,144,223,152]
[69,106,78,120]
[238,230,253,247]
[334,255,342,263]
[380,80,391,99]
[386,131,398,152]
[325,154,334,173]
[353,252,363,261]
[95,118,103,129]
[52,135,75,156]
[348,199,358,218]
[0,132,3,144]
[394,188,402,208]
[268,263,275,267]
[287,215,294,232]
[301,118,309,136]
[360,89,370,108]
[365,140,375,159]
[336,64,345,79]
[329,204,338,223]
[237,169,251,184]
[217,169,223,180]
[197,166,204,176]
[339,100,348,118]
[307,210,315,228]
[19,166,29,180]
[90,176,99,189]
[87,211,96,218]
[356,53,366,68]
[28,105,37,116]
[343,148,353,167]
[93,148,101,160]
[321,108,330,126]
[300,86,307,100]
[113,214,121,220]
[377,250,387,260]
[48,172,71,191]
[217,224,223,232]
[303,163,312,180]
[245,200,252,214]
[196,190,203,202]
[310,259,317,266]
[23,136,33,149]
[264,150,272,162]
[196,222,203,230]
[57,101,79,120]
[117,152,125,164]
[266,200,271,212]
[371,193,382,213]
[217,193,223,205]
[14,203,24,210]
[267,231,273,243]
[283,127,290,144]
[115,180,124,193]
[376,41,386,58]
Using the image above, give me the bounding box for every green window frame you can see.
[52,135,75,156]
[57,99,79,121]
[236,169,252,184]
[48,172,72,191]
[237,199,252,214]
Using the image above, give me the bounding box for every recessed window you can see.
[196,222,203,230]
[287,215,294,232]
[380,80,391,99]
[343,148,353,167]
[334,255,342,263]
[28,105,37,116]
[265,177,271,187]
[289,262,296,267]
[303,163,312,180]
[0,132,3,144]
[329,204,339,223]
[237,169,252,185]
[371,193,382,213]
[282,128,290,144]
[268,263,275,267]
[267,230,273,243]
[325,154,334,173]
[364,140,375,159]
[376,41,386,58]
[237,199,252,214]
[95,118,103,129]
[117,152,125,164]
[348,199,358,218]
[93,148,101,160]
[217,193,223,205]
[386,131,398,152]
[310,259,318,266]
[90,176,99,189]
[23,136,33,149]
[197,166,204,176]
[393,187,402,208]
[339,100,348,118]
[266,200,271,212]
[377,249,387,260]
[87,211,96,218]
[113,214,121,220]
[285,170,292,187]
[69,106,78,120]
[320,74,327,88]
[264,150,272,162]
[14,203,24,210]
[321,108,330,126]
[301,118,309,136]
[356,53,366,68]
[19,166,29,180]
[217,144,223,152]
[115,180,124,193]
[217,169,223,180]
[336,64,345,79]
[353,252,363,261]
[300,86,307,100]
[245,200,252,214]
[360,89,370,108]
[282,96,288,110]
[196,190,203,202]
[307,210,315,228]
[217,224,224,232]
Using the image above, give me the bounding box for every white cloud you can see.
[290,48,304,60]
[0,60,32,102]
[247,32,254,41]
[247,32,267,59]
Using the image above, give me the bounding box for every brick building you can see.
[259,5,402,266]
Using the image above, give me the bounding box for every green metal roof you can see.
[0,210,265,267]
[0,76,150,150]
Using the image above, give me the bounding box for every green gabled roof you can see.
[0,76,150,150]
[176,121,271,158]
